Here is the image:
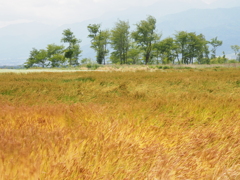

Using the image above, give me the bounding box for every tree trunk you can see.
[145,53,150,65]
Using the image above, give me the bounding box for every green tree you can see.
[194,34,210,64]
[199,43,211,64]
[209,37,223,59]
[132,15,160,64]
[88,24,110,64]
[71,44,82,66]
[174,31,209,64]
[231,45,240,62]
[88,24,101,39]
[153,37,175,64]
[186,33,208,64]
[46,44,65,67]
[24,48,48,68]
[35,49,48,67]
[100,30,111,65]
[111,20,130,64]
[24,48,39,68]
[61,29,82,66]
[174,31,189,64]
[127,42,142,64]
[81,58,92,64]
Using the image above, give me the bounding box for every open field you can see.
[0,68,240,179]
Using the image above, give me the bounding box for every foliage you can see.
[25,29,82,68]
[110,20,131,64]
[174,31,209,64]
[210,55,228,64]
[231,45,240,62]
[81,58,92,64]
[47,44,65,67]
[86,63,100,70]
[127,43,142,64]
[24,48,48,68]
[61,29,82,66]
[132,15,160,64]
[209,37,223,59]
[88,24,110,64]
[153,37,176,64]
[227,59,238,63]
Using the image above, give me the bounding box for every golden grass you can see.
[0,68,240,179]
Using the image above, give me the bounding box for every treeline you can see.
[25,15,240,68]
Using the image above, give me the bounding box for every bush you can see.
[227,59,238,63]
[175,66,193,69]
[86,64,92,69]
[149,65,155,69]
[210,57,228,64]
[163,66,172,69]
[86,63,100,70]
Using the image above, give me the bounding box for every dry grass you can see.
[0,68,240,179]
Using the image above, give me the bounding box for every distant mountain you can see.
[0,22,57,65]
[210,0,240,8]
[0,1,240,65]
[157,7,240,54]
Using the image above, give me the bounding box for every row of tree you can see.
[25,29,82,68]
[25,15,240,68]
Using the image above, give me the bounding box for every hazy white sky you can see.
[0,0,218,28]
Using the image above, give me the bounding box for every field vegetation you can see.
[0,67,239,179]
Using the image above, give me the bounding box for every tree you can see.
[81,58,92,64]
[195,34,210,64]
[209,37,222,59]
[87,24,101,39]
[153,37,175,64]
[46,44,65,67]
[71,44,82,66]
[132,15,160,64]
[186,32,208,64]
[35,49,48,67]
[111,20,130,64]
[24,48,39,68]
[61,29,82,66]
[88,24,110,64]
[88,24,102,64]
[174,31,189,64]
[231,45,240,62]
[100,30,111,65]
[24,48,48,68]
[127,42,142,64]
[174,31,209,64]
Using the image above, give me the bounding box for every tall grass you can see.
[0,68,239,179]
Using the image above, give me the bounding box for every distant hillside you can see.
[0,23,57,65]
[157,7,240,54]
[210,0,240,8]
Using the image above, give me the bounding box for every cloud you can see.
[0,0,218,27]
[0,0,100,25]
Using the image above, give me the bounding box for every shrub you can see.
[227,59,238,63]
[163,66,172,69]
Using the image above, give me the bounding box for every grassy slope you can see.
[0,68,239,179]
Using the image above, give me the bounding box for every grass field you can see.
[0,67,239,179]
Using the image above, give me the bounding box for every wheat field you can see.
[0,68,239,179]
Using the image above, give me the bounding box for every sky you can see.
[0,0,219,28]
